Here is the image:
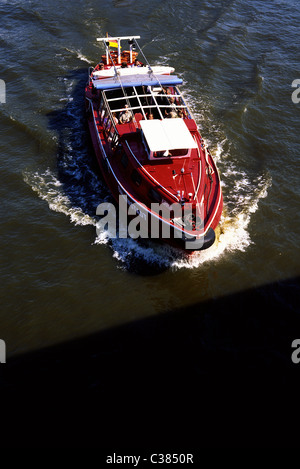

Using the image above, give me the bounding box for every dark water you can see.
[0,0,300,448]
[1,0,299,354]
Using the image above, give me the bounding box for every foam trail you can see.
[65,47,91,63]
[171,172,272,269]
[23,169,97,226]
[24,160,271,271]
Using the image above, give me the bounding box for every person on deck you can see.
[165,110,178,118]
[119,105,133,124]
[178,109,187,118]
[133,58,143,67]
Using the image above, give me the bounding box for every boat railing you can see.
[96,36,168,125]
[104,88,191,121]
[105,103,188,115]
[94,36,193,125]
[103,48,140,129]
[99,91,120,147]
[192,135,202,200]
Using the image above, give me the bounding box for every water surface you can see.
[0,0,299,356]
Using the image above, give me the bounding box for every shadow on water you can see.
[1,276,300,448]
[47,68,107,212]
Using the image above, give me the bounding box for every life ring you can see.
[101,52,118,65]
[121,50,138,63]
[101,50,138,64]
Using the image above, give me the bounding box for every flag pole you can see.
[105,32,109,64]
[118,38,121,65]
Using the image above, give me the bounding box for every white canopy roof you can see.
[140,118,197,152]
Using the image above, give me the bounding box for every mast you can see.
[97,35,141,65]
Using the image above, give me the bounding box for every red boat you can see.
[85,35,223,250]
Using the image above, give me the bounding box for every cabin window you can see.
[131,169,142,186]
[151,149,189,159]
[169,148,188,157]
[148,187,162,203]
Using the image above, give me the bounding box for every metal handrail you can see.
[193,136,202,200]
[101,91,119,136]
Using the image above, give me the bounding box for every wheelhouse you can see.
[140,118,197,160]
